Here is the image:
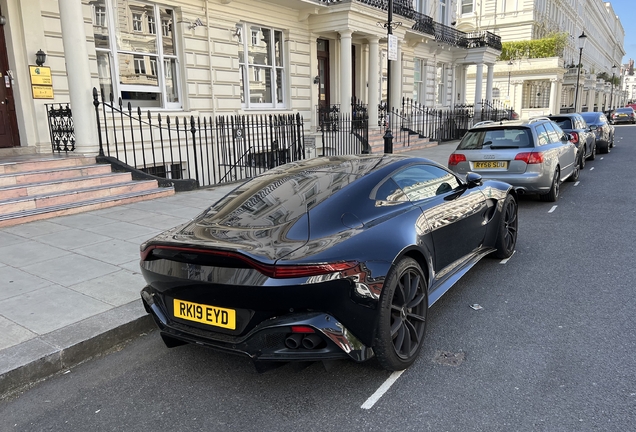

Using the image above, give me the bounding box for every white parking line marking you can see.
[590,167,595,171]
[574,181,580,186]
[500,250,515,264]
[361,370,405,409]
[548,206,557,213]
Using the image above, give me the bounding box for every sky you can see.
[608,0,636,65]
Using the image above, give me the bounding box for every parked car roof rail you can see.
[528,116,551,124]
[472,120,494,127]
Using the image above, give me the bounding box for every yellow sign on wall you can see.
[32,85,54,99]
[29,66,52,85]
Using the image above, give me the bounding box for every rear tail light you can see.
[291,326,315,333]
[569,131,579,144]
[515,152,544,164]
[140,245,358,278]
[448,153,467,166]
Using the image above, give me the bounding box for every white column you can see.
[450,63,457,109]
[549,78,559,115]
[368,37,380,128]
[423,60,430,106]
[587,85,596,113]
[485,63,494,103]
[390,41,402,112]
[340,30,353,114]
[59,0,99,155]
[462,65,468,105]
[474,63,484,111]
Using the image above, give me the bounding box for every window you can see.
[436,64,445,105]
[94,5,106,26]
[132,13,142,32]
[90,0,181,108]
[237,23,285,108]
[439,0,447,25]
[461,0,473,14]
[413,58,424,103]
[393,165,460,201]
[148,15,156,34]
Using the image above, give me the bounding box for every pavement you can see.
[0,141,459,398]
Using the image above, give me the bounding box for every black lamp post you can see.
[609,64,617,111]
[573,31,587,112]
[383,0,394,154]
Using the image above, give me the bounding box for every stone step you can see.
[0,188,175,228]
[0,165,113,187]
[0,180,160,215]
[0,172,133,200]
[0,156,96,175]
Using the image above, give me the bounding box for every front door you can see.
[317,39,330,113]
[0,9,20,148]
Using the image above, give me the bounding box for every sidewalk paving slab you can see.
[0,142,459,398]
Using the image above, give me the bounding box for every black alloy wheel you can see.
[493,194,518,259]
[580,150,586,169]
[540,168,560,202]
[375,257,427,371]
[568,158,580,182]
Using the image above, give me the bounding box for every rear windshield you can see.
[550,118,572,129]
[458,127,533,150]
[580,113,600,123]
[615,108,632,113]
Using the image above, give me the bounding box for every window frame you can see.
[91,0,182,110]
[237,22,287,110]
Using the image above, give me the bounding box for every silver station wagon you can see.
[448,118,578,202]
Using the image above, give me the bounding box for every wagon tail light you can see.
[514,152,544,164]
[140,245,358,278]
[448,153,467,166]
[569,131,579,144]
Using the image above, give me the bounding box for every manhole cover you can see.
[433,350,465,366]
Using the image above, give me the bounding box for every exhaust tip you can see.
[301,334,324,350]
[284,333,303,349]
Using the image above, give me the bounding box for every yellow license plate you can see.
[173,299,236,330]
[473,161,508,169]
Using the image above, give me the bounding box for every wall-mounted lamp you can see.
[188,18,203,30]
[35,49,46,66]
[233,26,241,39]
[0,16,6,26]
[313,76,320,85]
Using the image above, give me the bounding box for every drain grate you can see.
[433,350,465,366]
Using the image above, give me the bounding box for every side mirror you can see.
[465,172,482,188]
[565,133,574,142]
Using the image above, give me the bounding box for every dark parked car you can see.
[448,118,577,202]
[610,107,636,124]
[548,113,596,166]
[580,112,614,154]
[140,155,518,371]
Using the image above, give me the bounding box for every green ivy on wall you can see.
[498,33,569,61]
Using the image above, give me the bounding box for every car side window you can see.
[373,177,408,204]
[392,165,461,202]
[535,124,549,146]
[543,123,561,143]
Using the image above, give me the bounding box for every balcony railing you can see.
[316,0,501,51]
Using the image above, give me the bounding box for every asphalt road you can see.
[2,125,636,432]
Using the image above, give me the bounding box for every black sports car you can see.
[140,155,518,371]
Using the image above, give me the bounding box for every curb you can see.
[0,300,154,399]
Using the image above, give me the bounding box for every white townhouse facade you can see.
[456,0,625,118]
[622,59,635,103]
[0,0,507,160]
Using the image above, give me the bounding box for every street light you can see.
[383,0,395,153]
[609,64,617,111]
[573,31,587,112]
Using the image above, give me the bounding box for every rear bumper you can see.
[141,286,375,362]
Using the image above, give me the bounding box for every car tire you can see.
[375,257,427,371]
[600,142,610,154]
[580,151,586,169]
[588,144,596,161]
[540,169,560,202]
[568,158,580,182]
[492,194,518,259]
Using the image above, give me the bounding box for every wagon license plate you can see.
[173,299,236,330]
[473,161,508,169]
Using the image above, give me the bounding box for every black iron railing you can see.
[92,88,305,187]
[317,98,370,155]
[316,0,501,50]
[45,104,75,152]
